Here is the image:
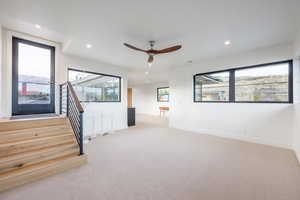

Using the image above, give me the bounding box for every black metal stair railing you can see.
[59,81,84,155]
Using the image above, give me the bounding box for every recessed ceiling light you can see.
[35,24,41,29]
[224,40,231,46]
[86,44,92,49]
[145,71,149,75]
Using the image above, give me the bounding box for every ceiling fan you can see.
[124,41,182,67]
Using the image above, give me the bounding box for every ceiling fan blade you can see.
[149,45,182,54]
[124,43,147,53]
[148,55,154,63]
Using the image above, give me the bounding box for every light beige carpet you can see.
[1,114,300,200]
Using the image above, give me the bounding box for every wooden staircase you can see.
[0,116,87,192]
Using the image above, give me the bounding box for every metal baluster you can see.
[79,112,84,155]
[59,85,62,114]
[59,82,84,155]
[66,86,69,117]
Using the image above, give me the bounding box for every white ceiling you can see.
[0,0,300,85]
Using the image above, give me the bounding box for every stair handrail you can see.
[66,81,84,113]
[59,81,84,155]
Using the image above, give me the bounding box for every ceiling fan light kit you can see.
[124,41,182,67]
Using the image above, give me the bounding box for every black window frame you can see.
[12,37,56,115]
[193,60,293,104]
[68,68,122,103]
[193,71,231,103]
[157,87,170,102]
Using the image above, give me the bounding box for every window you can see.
[15,41,54,105]
[68,68,121,102]
[194,72,230,102]
[193,60,293,103]
[235,63,289,102]
[157,87,169,102]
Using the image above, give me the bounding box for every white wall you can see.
[61,55,128,138]
[170,44,298,149]
[0,28,128,138]
[294,32,300,58]
[0,27,8,117]
[293,32,300,162]
[133,82,169,116]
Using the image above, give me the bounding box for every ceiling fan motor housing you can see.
[149,40,155,48]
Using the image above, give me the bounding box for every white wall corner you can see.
[293,58,300,104]
[295,148,300,164]
[132,82,170,116]
[293,103,300,164]
[293,30,300,164]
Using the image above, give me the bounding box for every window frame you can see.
[157,87,170,102]
[193,71,231,103]
[193,60,293,104]
[68,68,122,103]
[12,37,56,115]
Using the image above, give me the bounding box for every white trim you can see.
[8,31,59,47]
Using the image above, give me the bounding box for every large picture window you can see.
[68,68,121,102]
[194,72,230,102]
[193,60,293,103]
[157,87,169,102]
[235,63,289,102]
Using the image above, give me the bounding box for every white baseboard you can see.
[170,125,292,150]
[136,112,160,116]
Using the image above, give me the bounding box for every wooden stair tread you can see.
[0,154,86,180]
[0,142,78,164]
[0,117,67,132]
[0,124,70,136]
[0,130,74,145]
[0,133,74,148]
[0,145,79,174]
[0,154,87,192]
[0,115,65,122]
[0,134,77,158]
